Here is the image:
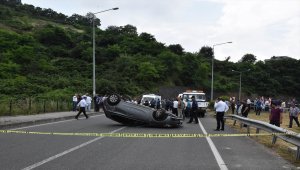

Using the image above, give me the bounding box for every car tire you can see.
[153,109,168,121]
[107,94,121,106]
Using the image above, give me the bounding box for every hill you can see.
[0,0,300,101]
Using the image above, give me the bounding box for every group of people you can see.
[72,93,107,120]
[142,96,200,124]
[228,96,300,128]
[269,100,300,128]
[228,97,251,117]
[161,96,200,124]
[94,94,105,112]
[143,98,161,109]
[166,97,198,123]
[72,93,94,119]
[72,92,300,130]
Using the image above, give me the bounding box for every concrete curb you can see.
[0,112,102,129]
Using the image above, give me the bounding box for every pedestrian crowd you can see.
[72,93,106,120]
[72,92,300,130]
[228,96,300,128]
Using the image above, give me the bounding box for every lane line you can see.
[21,126,126,170]
[11,114,104,130]
[198,118,228,170]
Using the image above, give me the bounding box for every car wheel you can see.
[107,94,121,106]
[153,109,168,121]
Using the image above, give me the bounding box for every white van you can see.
[141,94,161,106]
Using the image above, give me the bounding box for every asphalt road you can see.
[0,113,295,170]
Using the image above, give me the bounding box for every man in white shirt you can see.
[172,99,179,116]
[85,94,92,112]
[214,97,229,131]
[72,94,78,111]
[75,96,89,119]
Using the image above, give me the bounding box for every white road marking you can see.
[21,126,126,170]
[11,114,104,130]
[198,118,228,170]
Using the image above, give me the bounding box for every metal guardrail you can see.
[224,114,300,160]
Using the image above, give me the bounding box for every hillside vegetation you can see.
[0,1,299,101]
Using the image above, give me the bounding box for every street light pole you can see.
[92,7,119,97]
[232,69,251,101]
[239,72,242,101]
[211,41,232,101]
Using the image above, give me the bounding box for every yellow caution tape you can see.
[0,130,286,138]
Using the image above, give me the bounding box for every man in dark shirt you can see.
[236,100,241,115]
[269,101,283,127]
[187,96,198,124]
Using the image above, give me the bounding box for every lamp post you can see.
[211,41,232,101]
[232,69,251,101]
[92,7,119,97]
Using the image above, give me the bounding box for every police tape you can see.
[0,130,287,138]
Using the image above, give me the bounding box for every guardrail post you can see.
[297,147,300,160]
[233,120,236,126]
[272,135,277,144]
[256,128,260,134]
[240,123,243,128]
[247,126,250,134]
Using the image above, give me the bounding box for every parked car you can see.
[103,94,182,127]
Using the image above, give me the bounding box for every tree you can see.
[85,12,101,27]
[35,25,73,48]
[121,25,138,36]
[239,54,257,63]
[168,44,184,55]
[198,46,213,59]
[139,32,156,42]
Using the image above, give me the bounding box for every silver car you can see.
[103,94,182,127]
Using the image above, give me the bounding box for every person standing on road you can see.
[156,98,161,109]
[172,98,179,116]
[241,101,250,118]
[72,94,78,111]
[230,97,235,115]
[187,96,198,124]
[214,97,229,131]
[289,103,300,128]
[75,97,89,119]
[85,94,92,112]
[178,97,185,118]
[241,101,250,127]
[184,98,190,118]
[236,99,241,115]
[94,94,99,112]
[255,99,262,116]
[269,101,283,127]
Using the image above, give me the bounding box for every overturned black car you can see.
[103,94,182,127]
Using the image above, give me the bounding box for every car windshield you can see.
[182,94,206,101]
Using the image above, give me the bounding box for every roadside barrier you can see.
[225,114,300,160]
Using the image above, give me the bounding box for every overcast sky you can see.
[22,0,300,62]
